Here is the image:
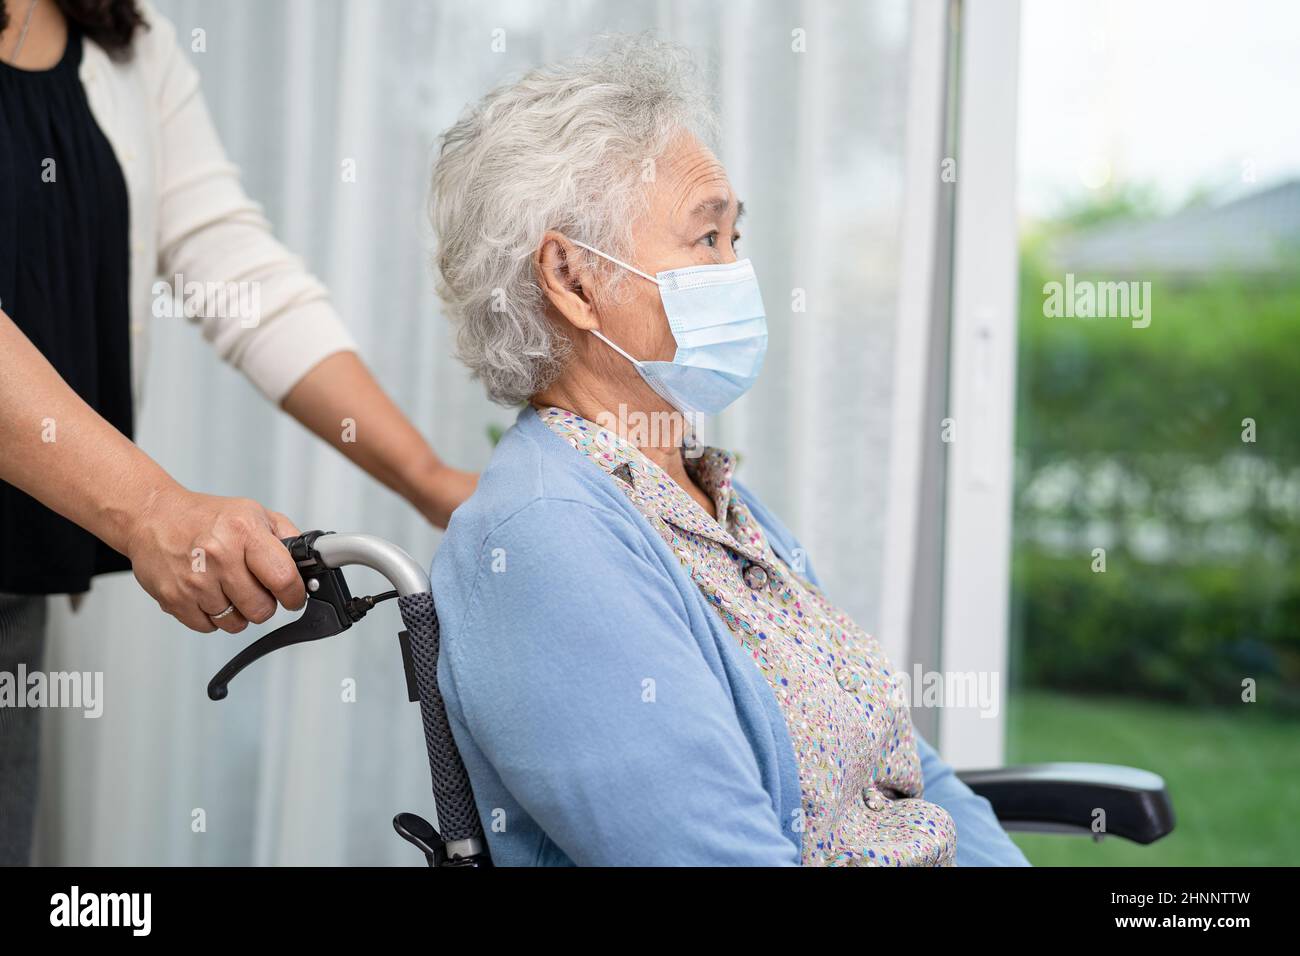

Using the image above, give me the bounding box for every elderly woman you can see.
[429,37,1028,867]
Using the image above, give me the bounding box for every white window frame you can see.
[937,0,1022,769]
[883,0,1022,768]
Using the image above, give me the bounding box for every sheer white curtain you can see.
[36,0,924,864]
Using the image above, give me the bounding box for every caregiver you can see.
[0,0,474,863]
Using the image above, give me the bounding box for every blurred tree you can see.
[1012,193,1300,710]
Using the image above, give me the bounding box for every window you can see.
[1007,0,1300,865]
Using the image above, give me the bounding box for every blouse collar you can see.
[535,405,769,565]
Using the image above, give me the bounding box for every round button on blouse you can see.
[836,666,864,692]
[742,562,769,591]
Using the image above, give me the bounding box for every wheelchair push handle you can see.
[205,530,491,866]
[205,531,413,700]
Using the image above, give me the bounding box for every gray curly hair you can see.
[429,35,718,405]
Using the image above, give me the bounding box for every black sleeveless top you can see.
[0,26,134,594]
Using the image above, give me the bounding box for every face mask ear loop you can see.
[567,237,662,285]
[566,236,659,369]
[590,329,644,368]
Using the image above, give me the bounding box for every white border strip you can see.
[880,0,952,669]
[938,0,1023,769]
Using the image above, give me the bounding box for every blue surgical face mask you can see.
[568,238,768,416]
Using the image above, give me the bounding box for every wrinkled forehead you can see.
[646,135,742,232]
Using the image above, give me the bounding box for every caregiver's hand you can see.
[1,310,309,635]
[124,488,307,634]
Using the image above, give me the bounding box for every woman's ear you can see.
[536,232,601,332]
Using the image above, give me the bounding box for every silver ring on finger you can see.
[209,604,237,622]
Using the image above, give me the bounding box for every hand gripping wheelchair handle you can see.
[206,531,490,866]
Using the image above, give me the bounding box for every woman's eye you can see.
[700,231,741,249]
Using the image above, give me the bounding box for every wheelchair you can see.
[207,531,1176,866]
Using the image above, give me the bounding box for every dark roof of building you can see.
[1050,179,1300,275]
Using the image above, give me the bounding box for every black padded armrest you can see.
[956,763,1175,844]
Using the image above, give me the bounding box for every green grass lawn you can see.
[1005,691,1300,866]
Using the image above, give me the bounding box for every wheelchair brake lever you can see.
[207,593,352,700]
[393,812,446,867]
[207,531,363,701]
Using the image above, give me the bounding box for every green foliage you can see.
[1011,549,1300,710]
[1017,248,1300,469]
[1013,239,1300,710]
[1043,180,1167,231]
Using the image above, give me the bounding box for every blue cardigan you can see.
[431,407,1029,866]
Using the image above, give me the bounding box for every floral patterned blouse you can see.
[539,407,957,867]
